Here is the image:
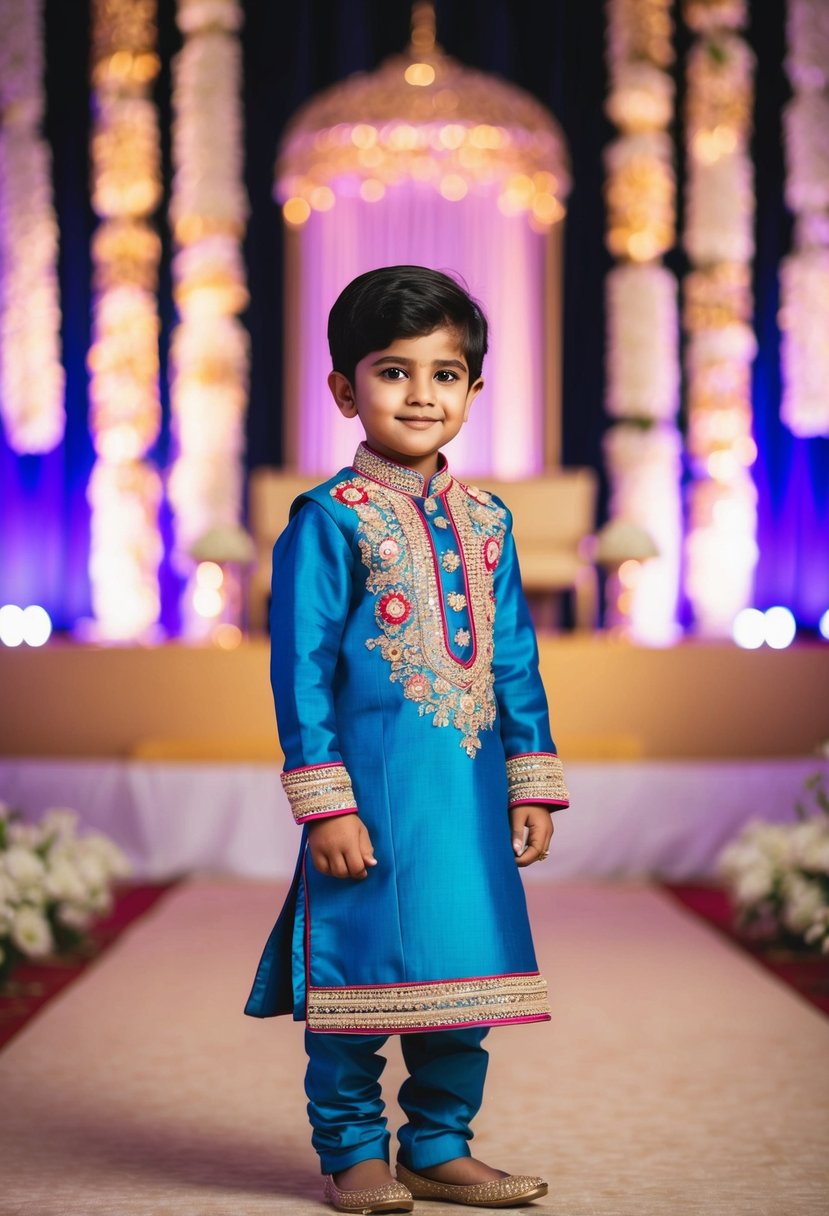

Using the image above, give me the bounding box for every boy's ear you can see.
[328,371,358,418]
[463,377,484,421]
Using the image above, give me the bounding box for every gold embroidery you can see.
[330,465,507,758]
[442,550,461,572]
[306,972,550,1031]
[424,497,438,513]
[352,441,452,497]
[434,517,449,529]
[281,763,357,823]
[447,592,467,611]
[454,627,471,647]
[506,753,570,806]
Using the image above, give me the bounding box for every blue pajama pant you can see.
[304,1026,490,1174]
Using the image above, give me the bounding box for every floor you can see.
[1,878,827,1215]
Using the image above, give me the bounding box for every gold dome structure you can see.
[275,3,570,230]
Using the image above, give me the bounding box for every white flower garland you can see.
[682,4,758,635]
[87,0,163,641]
[168,0,249,640]
[605,264,679,421]
[780,248,829,437]
[780,0,829,438]
[0,0,65,453]
[603,0,682,643]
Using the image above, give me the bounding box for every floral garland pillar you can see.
[682,0,758,635]
[780,0,829,438]
[0,0,65,452]
[87,0,164,640]
[167,0,250,640]
[602,0,682,644]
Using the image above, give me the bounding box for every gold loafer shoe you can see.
[323,1173,414,1214]
[396,1162,548,1208]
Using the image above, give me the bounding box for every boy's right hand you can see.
[307,814,377,880]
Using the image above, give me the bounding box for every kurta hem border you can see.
[305,971,550,1032]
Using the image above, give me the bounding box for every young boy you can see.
[246,266,569,1214]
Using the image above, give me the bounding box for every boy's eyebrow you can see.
[370,355,468,371]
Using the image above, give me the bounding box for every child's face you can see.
[328,326,483,476]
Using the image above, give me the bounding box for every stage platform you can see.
[1,636,827,760]
[1,637,826,882]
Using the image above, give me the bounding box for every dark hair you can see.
[327,265,488,386]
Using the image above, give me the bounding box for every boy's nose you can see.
[406,376,435,406]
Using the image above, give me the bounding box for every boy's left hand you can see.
[510,804,554,866]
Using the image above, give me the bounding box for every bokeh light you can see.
[764,606,796,650]
[732,607,764,649]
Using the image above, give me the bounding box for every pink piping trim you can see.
[283,760,347,776]
[509,798,569,809]
[350,458,477,675]
[308,969,542,992]
[430,492,477,669]
[308,1014,551,1036]
[295,807,358,824]
[508,751,560,761]
[302,850,311,1021]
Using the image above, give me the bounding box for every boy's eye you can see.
[434,370,459,383]
[380,367,407,380]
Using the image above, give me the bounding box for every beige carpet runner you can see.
[1,879,827,1216]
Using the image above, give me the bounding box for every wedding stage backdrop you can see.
[1,0,827,640]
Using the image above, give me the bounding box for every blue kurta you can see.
[245,442,569,1034]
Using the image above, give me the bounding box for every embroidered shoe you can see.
[396,1162,548,1208]
[323,1173,414,1214]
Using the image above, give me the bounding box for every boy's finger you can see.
[345,848,368,879]
[358,826,378,865]
[516,842,543,867]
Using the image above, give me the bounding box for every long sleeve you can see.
[270,499,358,824]
[492,502,570,810]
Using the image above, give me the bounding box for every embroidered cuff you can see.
[280,762,358,824]
[506,752,569,808]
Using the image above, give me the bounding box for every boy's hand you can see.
[510,804,554,867]
[307,814,377,880]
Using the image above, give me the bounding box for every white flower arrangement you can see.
[0,805,131,983]
[718,754,829,953]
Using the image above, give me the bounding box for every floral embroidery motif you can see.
[330,458,507,758]
[378,590,412,625]
[434,517,449,529]
[464,484,492,505]
[483,537,501,572]
[333,482,369,506]
[405,673,430,702]
[378,536,401,563]
[424,497,438,513]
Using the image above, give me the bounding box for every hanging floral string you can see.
[602,0,682,643]
[682,0,758,636]
[87,0,164,640]
[779,0,829,438]
[167,0,250,640]
[0,0,65,453]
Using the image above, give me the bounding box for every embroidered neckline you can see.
[352,442,453,498]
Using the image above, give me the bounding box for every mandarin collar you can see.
[352,442,453,498]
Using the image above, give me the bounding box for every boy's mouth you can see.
[397,416,441,426]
